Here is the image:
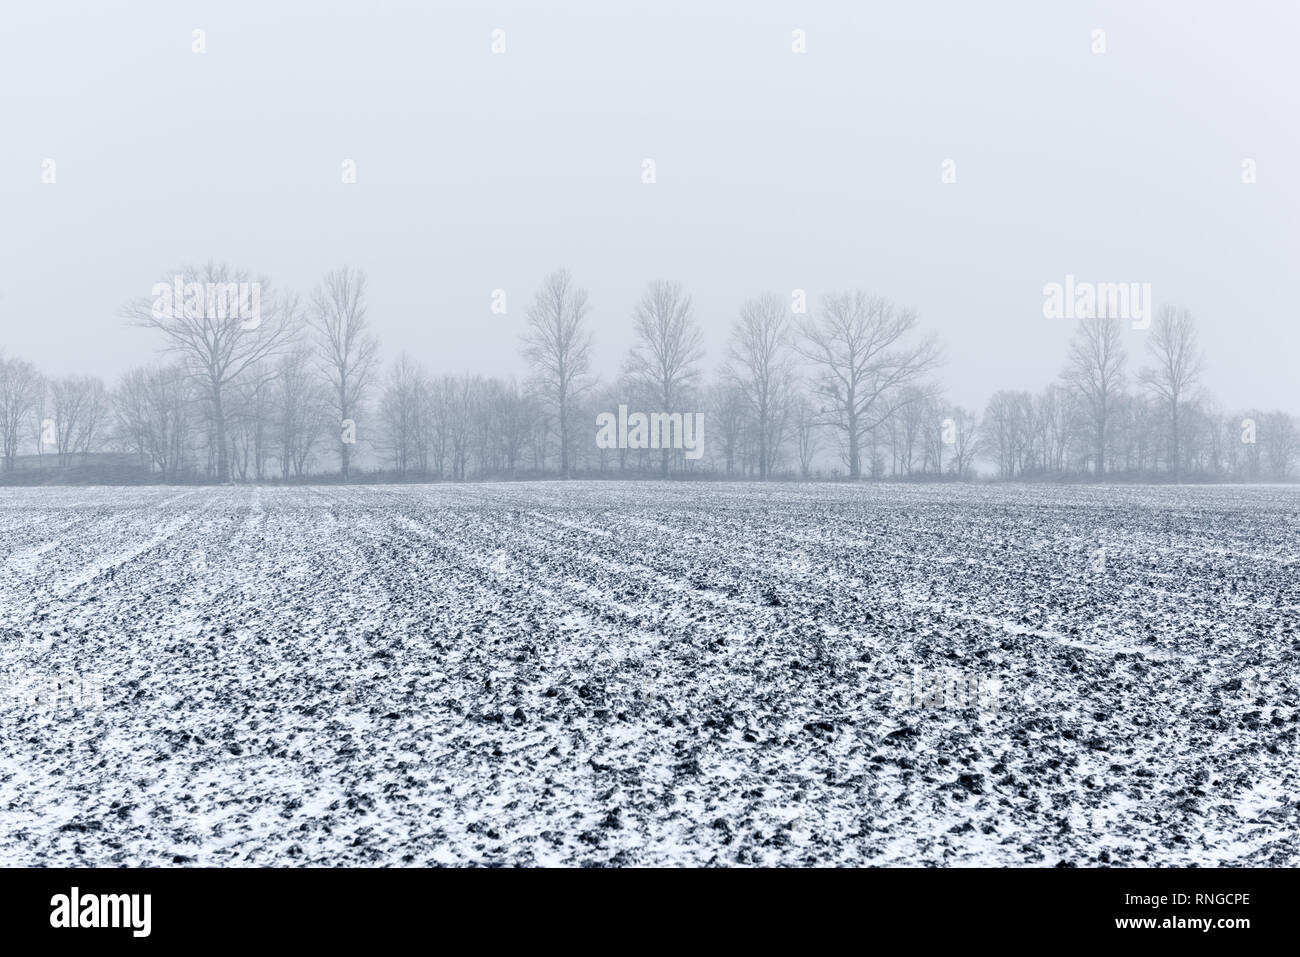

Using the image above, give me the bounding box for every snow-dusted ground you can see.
[0,482,1296,866]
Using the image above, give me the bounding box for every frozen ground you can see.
[0,482,1296,866]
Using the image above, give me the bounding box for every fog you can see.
[2,1,1296,414]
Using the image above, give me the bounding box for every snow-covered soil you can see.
[1,482,1296,866]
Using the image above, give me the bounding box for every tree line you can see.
[1,263,1296,483]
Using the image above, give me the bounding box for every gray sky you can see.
[2,0,1296,412]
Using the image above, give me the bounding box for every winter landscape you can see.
[3,2,1298,884]
[2,481,1295,866]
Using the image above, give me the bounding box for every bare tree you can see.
[1261,411,1299,480]
[1139,305,1204,480]
[422,375,454,478]
[0,356,41,470]
[29,374,50,463]
[981,390,1035,479]
[945,406,979,479]
[796,291,941,480]
[1064,317,1126,476]
[113,365,198,478]
[445,374,478,480]
[624,280,706,478]
[709,382,749,476]
[491,379,535,476]
[268,351,331,479]
[379,353,425,475]
[1031,384,1072,475]
[920,396,947,475]
[308,267,379,480]
[50,376,108,466]
[792,393,820,478]
[227,363,276,481]
[724,294,797,479]
[113,368,151,470]
[129,262,298,482]
[522,269,593,478]
[891,386,923,475]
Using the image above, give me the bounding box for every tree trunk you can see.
[559,403,569,478]
[213,386,229,482]
[1171,404,1180,481]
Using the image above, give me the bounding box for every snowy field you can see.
[1,482,1296,867]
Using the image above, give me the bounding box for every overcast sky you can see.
[2,0,1296,412]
